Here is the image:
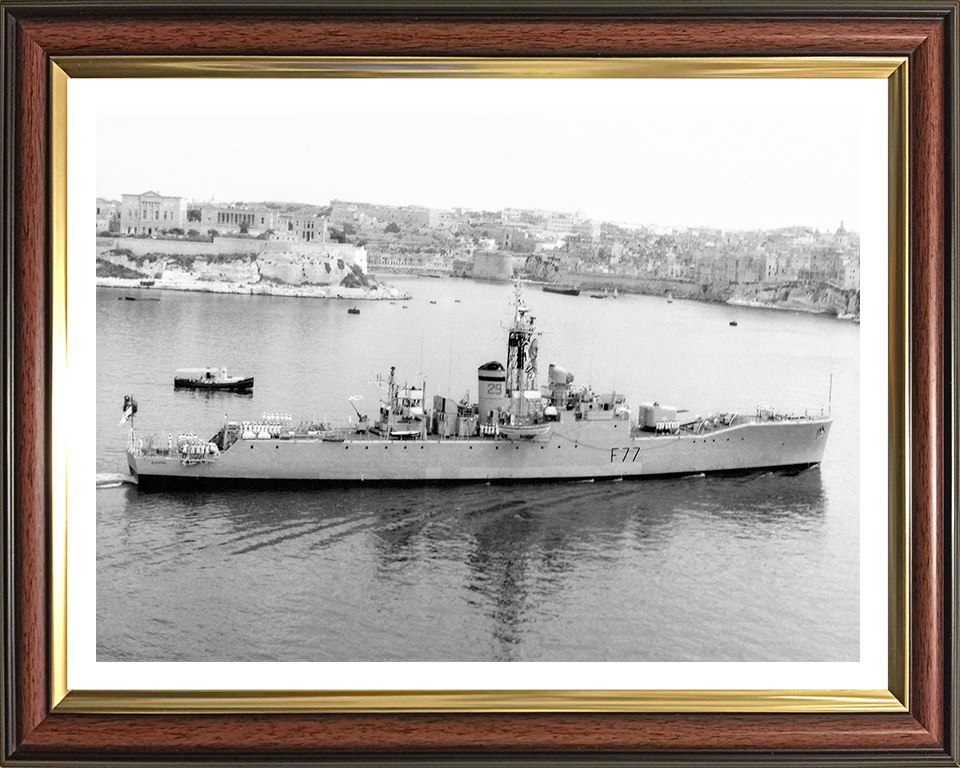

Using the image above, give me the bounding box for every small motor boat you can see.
[174,367,254,392]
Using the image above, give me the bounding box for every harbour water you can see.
[96,277,860,662]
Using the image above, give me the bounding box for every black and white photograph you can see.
[81,77,883,676]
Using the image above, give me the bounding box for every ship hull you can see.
[542,285,581,296]
[128,418,831,487]
[173,376,254,392]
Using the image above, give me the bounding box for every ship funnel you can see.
[478,361,507,425]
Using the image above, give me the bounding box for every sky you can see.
[93,78,880,232]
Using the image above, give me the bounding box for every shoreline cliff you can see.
[542,270,860,321]
[96,239,410,301]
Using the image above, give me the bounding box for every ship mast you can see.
[505,279,540,398]
[388,365,398,412]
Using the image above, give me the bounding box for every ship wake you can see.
[96,472,136,489]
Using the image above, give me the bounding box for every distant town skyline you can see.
[97,189,859,236]
[91,77,880,233]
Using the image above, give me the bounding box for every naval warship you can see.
[125,283,832,486]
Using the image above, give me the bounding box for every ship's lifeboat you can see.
[499,423,552,441]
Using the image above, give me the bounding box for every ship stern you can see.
[126,448,139,483]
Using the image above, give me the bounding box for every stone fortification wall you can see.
[258,246,365,286]
[96,236,366,268]
[97,236,368,288]
[262,240,368,273]
[729,282,860,316]
[97,252,260,283]
[556,270,703,298]
[553,269,859,318]
[96,236,263,257]
[473,252,520,281]
[174,259,260,283]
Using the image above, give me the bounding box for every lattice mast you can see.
[505,279,541,399]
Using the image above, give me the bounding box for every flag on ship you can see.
[119,395,138,425]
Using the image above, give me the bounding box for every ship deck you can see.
[128,413,832,486]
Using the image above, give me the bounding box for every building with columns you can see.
[199,204,277,234]
[119,191,187,235]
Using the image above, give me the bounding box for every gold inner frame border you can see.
[48,55,909,715]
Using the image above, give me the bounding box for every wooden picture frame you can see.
[1,2,957,765]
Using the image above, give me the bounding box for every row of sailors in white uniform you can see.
[129,433,220,458]
[175,433,220,458]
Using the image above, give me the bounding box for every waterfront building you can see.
[119,191,187,235]
[841,259,860,290]
[276,214,327,243]
[763,252,801,283]
[367,249,448,273]
[803,249,842,282]
[709,253,763,286]
[666,258,693,280]
[199,204,277,234]
[96,198,119,234]
[764,252,779,281]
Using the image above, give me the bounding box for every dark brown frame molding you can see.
[1,2,958,766]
